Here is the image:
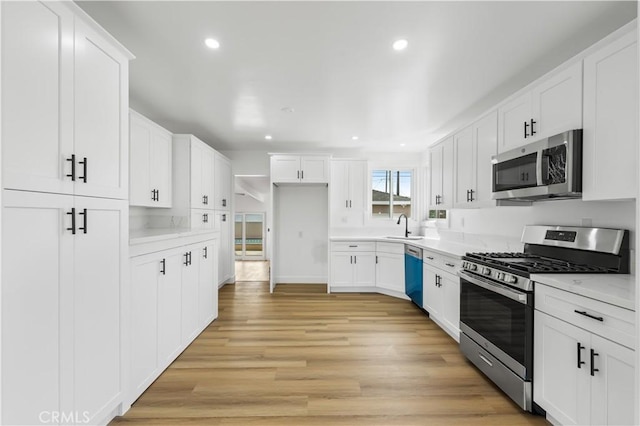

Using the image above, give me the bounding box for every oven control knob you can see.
[482,267,491,275]
[504,275,518,284]
[496,272,504,280]
[469,264,478,271]
[462,261,468,269]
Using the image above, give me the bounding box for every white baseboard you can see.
[275,275,328,284]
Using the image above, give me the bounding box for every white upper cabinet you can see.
[454,111,497,208]
[171,134,217,216]
[271,155,329,183]
[2,1,132,200]
[2,1,74,196]
[582,30,638,201]
[72,18,130,200]
[429,137,454,209]
[498,62,582,153]
[330,159,367,227]
[190,140,215,209]
[130,110,172,207]
[214,153,232,210]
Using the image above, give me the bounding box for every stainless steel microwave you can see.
[491,130,582,203]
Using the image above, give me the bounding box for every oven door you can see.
[458,271,533,380]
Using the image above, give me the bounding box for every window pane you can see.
[393,171,412,218]
[372,169,412,219]
[372,170,391,218]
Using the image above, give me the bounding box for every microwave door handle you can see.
[536,151,544,186]
[458,271,528,305]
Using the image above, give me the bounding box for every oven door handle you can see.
[458,271,528,305]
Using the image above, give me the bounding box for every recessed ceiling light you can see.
[393,39,408,51]
[352,136,359,141]
[265,135,273,140]
[400,143,406,147]
[205,38,220,49]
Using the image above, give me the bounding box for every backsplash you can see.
[448,199,636,247]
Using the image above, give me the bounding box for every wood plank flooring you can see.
[113,283,548,425]
[235,260,270,282]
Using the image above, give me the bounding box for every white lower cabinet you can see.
[130,237,218,405]
[329,242,376,289]
[181,245,201,345]
[375,243,405,294]
[422,251,460,341]
[2,189,126,425]
[534,284,635,425]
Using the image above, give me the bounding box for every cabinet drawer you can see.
[423,250,461,272]
[535,283,635,349]
[376,242,405,255]
[331,241,376,252]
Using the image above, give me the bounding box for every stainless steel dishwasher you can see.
[404,245,423,307]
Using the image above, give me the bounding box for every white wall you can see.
[448,199,636,246]
[275,185,328,283]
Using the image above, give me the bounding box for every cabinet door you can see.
[375,253,404,293]
[1,190,74,425]
[422,265,442,317]
[150,128,173,208]
[590,335,635,426]
[218,212,232,284]
[158,252,183,366]
[73,197,126,422]
[300,156,329,183]
[497,92,532,153]
[348,160,367,218]
[534,311,591,426]
[330,160,350,225]
[129,114,153,206]
[130,256,160,399]
[429,145,443,208]
[214,154,231,210]
[330,253,354,287]
[453,126,474,208]
[271,155,301,183]
[2,1,75,195]
[199,241,219,326]
[181,245,201,344]
[353,253,376,287]
[73,19,129,200]
[440,139,454,209]
[583,31,638,201]
[191,209,214,230]
[201,149,215,208]
[440,273,460,340]
[471,111,498,206]
[532,62,582,140]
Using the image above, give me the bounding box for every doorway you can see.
[235,212,266,260]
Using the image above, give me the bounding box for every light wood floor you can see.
[113,283,547,425]
[235,260,270,282]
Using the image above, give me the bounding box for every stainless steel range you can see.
[458,225,629,412]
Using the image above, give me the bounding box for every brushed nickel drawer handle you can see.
[574,310,604,322]
[478,353,493,367]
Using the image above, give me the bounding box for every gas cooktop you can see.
[464,252,611,274]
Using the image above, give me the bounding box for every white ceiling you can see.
[78,1,636,154]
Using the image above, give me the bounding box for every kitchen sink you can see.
[385,236,423,240]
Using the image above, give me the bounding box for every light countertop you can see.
[531,273,636,311]
[330,236,509,258]
[130,227,218,245]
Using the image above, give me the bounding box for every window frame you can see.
[369,167,415,221]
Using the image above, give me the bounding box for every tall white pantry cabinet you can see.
[1,2,134,425]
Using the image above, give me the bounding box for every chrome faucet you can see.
[397,214,410,238]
